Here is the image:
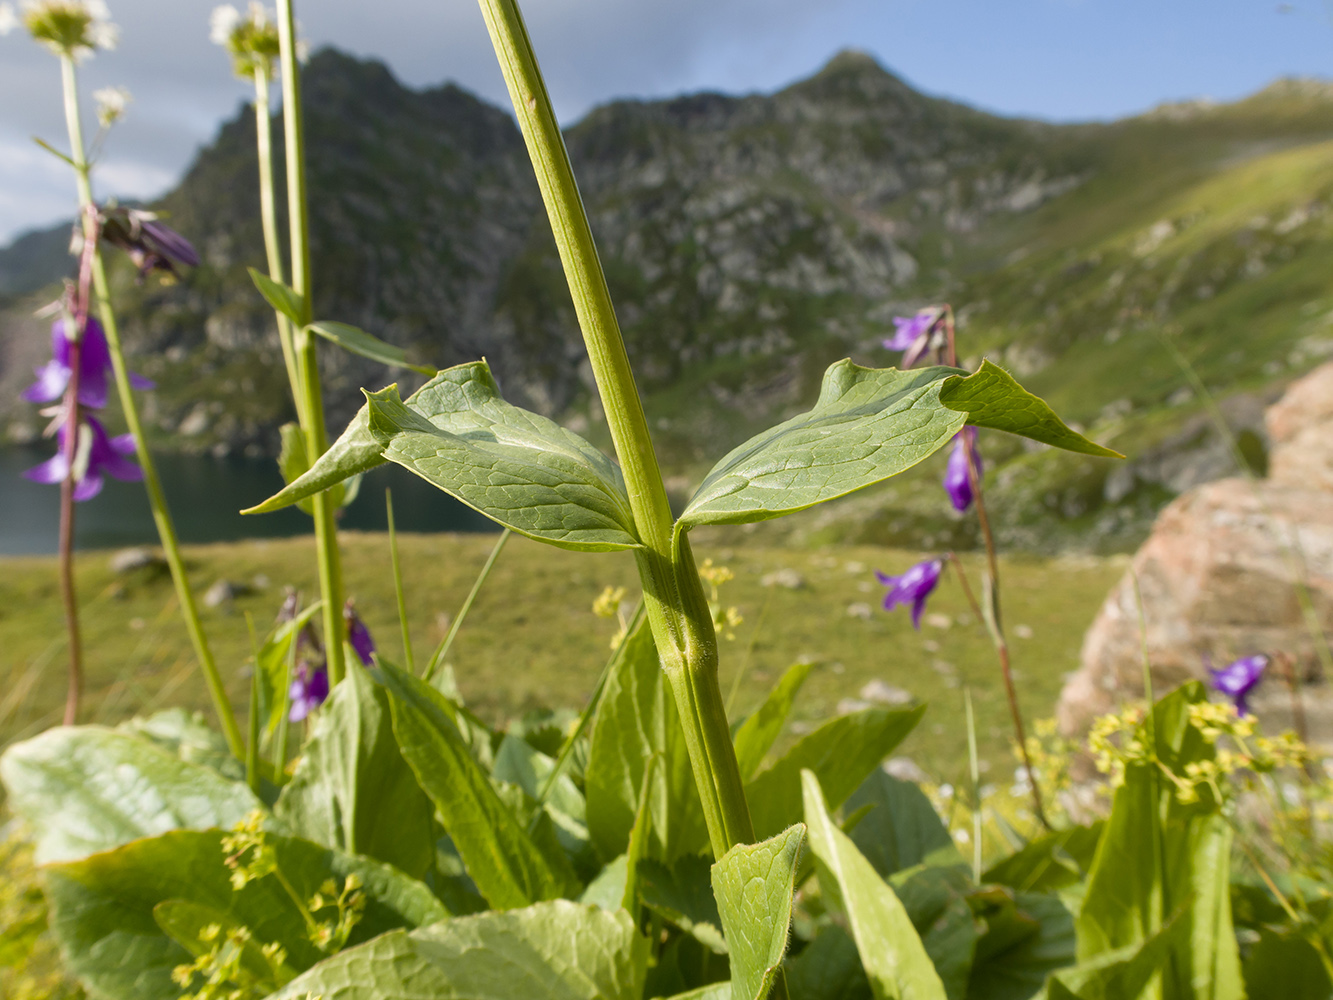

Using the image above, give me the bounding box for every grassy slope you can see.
[0,532,1121,781]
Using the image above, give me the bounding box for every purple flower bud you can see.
[99,207,199,282]
[289,661,330,722]
[943,428,982,512]
[343,599,376,666]
[22,316,153,410]
[875,558,944,630]
[1207,654,1268,716]
[24,415,142,501]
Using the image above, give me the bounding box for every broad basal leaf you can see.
[937,361,1122,458]
[0,726,260,864]
[639,854,728,954]
[746,705,925,841]
[376,661,579,908]
[269,900,649,1000]
[982,824,1104,895]
[308,319,435,375]
[45,828,447,1000]
[711,824,806,1000]
[968,892,1076,1000]
[802,770,947,1000]
[679,359,1117,530]
[275,662,436,881]
[732,661,814,782]
[845,770,963,878]
[784,924,874,1000]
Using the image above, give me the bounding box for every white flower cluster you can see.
[10,0,117,60]
[92,84,130,127]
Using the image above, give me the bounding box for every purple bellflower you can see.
[99,207,200,282]
[344,599,376,666]
[289,661,330,722]
[876,558,944,630]
[944,428,982,512]
[22,315,153,410]
[1207,653,1268,716]
[24,415,142,501]
[883,307,942,369]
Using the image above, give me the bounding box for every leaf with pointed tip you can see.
[745,704,925,841]
[248,267,304,325]
[679,363,967,529]
[802,771,947,1000]
[639,854,727,954]
[711,824,806,1000]
[362,364,640,550]
[376,661,579,909]
[732,661,814,782]
[938,361,1122,457]
[244,402,385,514]
[308,320,436,375]
[845,770,963,879]
[0,726,261,864]
[678,359,1118,530]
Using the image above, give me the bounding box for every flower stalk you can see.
[475,0,755,858]
[275,0,346,687]
[55,50,244,756]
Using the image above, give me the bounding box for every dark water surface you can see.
[0,447,496,555]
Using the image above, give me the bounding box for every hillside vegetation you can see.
[4,55,1333,551]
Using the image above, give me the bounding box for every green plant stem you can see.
[964,688,982,883]
[251,65,304,420]
[245,614,262,794]
[56,332,83,726]
[275,0,345,687]
[57,53,244,758]
[424,528,511,681]
[385,489,415,674]
[476,0,755,860]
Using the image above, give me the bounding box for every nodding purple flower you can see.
[883,307,942,369]
[24,415,141,501]
[1207,654,1268,716]
[944,428,982,512]
[876,558,944,630]
[99,207,199,282]
[22,315,153,410]
[344,599,376,666]
[289,661,330,722]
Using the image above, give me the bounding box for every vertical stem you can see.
[476,0,754,856]
[58,54,244,757]
[424,528,511,681]
[252,66,304,418]
[964,688,982,883]
[57,354,83,726]
[275,0,346,686]
[385,489,415,674]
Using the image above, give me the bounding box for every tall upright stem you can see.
[57,335,84,726]
[275,0,346,686]
[476,0,754,857]
[943,306,1049,829]
[252,66,304,420]
[58,54,244,756]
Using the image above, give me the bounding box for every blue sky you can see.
[1,0,1332,243]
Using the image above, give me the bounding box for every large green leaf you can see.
[784,925,873,1000]
[732,661,814,782]
[275,662,436,881]
[585,614,704,861]
[639,854,728,954]
[937,362,1122,458]
[746,705,925,841]
[1077,683,1242,1000]
[845,770,963,878]
[119,707,245,783]
[376,661,579,908]
[802,770,947,1000]
[889,865,979,1000]
[1243,928,1332,1000]
[711,824,806,1000]
[1045,914,1189,1000]
[367,364,640,550]
[968,893,1076,1000]
[0,726,261,863]
[678,360,1116,530]
[268,900,650,1000]
[308,319,436,374]
[45,828,447,1000]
